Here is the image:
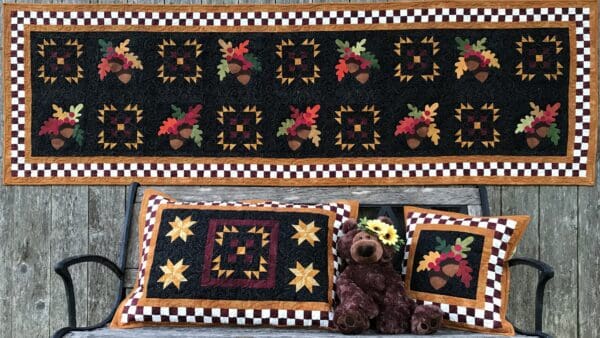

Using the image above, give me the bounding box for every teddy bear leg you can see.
[410,305,443,335]
[374,295,413,334]
[334,304,370,334]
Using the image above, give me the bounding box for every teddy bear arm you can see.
[336,268,379,318]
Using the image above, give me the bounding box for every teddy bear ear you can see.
[342,218,358,233]
[377,216,394,226]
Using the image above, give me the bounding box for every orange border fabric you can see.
[2,1,598,186]
[402,206,529,336]
[111,189,359,329]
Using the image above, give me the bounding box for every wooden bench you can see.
[52,184,554,338]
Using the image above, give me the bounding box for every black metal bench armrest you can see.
[508,257,555,338]
[53,254,125,338]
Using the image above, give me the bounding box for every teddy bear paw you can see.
[334,307,370,334]
[411,305,443,335]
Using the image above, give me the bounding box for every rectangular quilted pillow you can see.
[402,206,529,336]
[111,189,358,329]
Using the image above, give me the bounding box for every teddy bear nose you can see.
[358,245,375,257]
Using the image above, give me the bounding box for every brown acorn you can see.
[526,134,540,149]
[407,135,421,150]
[440,260,460,278]
[429,270,449,290]
[535,124,550,138]
[355,69,370,84]
[415,123,429,138]
[108,58,124,73]
[346,58,361,74]
[296,125,311,140]
[227,59,243,75]
[169,135,185,150]
[287,135,304,151]
[59,125,74,139]
[474,70,489,83]
[50,136,65,150]
[116,69,132,84]
[465,56,481,72]
[178,124,193,139]
[236,70,251,85]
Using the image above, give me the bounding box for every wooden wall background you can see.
[0,0,598,337]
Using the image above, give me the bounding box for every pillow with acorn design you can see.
[402,206,529,335]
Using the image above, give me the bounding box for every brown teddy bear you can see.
[334,216,443,335]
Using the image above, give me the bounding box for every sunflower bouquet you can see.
[356,217,404,252]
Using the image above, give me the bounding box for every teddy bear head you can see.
[338,216,399,265]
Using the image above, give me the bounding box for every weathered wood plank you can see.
[0,1,13,335]
[11,186,52,338]
[501,187,539,332]
[49,186,89,333]
[125,201,141,270]
[539,186,578,338]
[577,151,600,337]
[87,186,126,326]
[136,186,483,205]
[0,182,14,338]
[486,186,502,215]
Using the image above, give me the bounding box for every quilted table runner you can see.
[3,1,597,185]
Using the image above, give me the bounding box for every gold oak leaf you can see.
[157,259,189,289]
[455,57,467,79]
[166,216,197,242]
[289,262,320,293]
[291,220,321,246]
[308,125,321,147]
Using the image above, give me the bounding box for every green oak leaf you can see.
[277,119,295,137]
[245,53,262,72]
[191,125,203,147]
[171,105,185,119]
[548,123,560,145]
[515,115,535,134]
[217,59,230,80]
[335,39,350,55]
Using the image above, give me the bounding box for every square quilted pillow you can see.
[111,189,358,329]
[402,206,529,335]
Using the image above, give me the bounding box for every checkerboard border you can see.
[4,4,594,184]
[116,193,354,328]
[402,211,518,331]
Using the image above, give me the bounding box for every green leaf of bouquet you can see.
[455,37,469,53]
[245,53,262,72]
[171,105,185,119]
[361,51,380,69]
[191,125,203,147]
[351,38,367,55]
[277,119,295,137]
[73,125,84,146]
[217,59,230,80]
[407,104,421,118]
[473,37,487,52]
[548,123,560,145]
[335,39,350,55]
[515,115,535,134]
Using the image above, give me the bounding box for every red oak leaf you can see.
[335,59,349,81]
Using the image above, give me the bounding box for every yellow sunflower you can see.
[378,225,399,246]
[366,219,390,235]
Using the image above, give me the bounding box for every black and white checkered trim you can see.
[118,193,354,328]
[402,211,518,330]
[6,5,593,182]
